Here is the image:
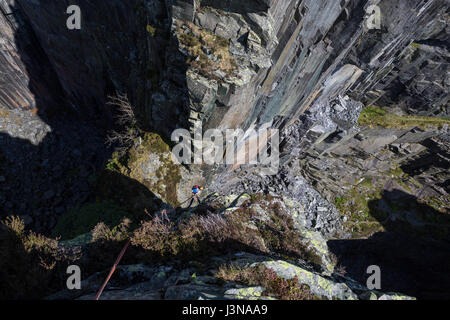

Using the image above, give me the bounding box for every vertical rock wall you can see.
[0,0,447,135]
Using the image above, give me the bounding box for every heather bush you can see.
[0,216,76,299]
[131,215,179,256]
[3,215,25,235]
[91,218,131,243]
[216,263,319,300]
[130,209,264,260]
[260,267,317,300]
[253,197,323,265]
[223,210,268,253]
[130,196,319,264]
[73,217,144,276]
[179,213,228,242]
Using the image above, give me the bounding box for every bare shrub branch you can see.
[105,93,140,155]
[107,93,137,127]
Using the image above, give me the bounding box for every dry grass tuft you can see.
[0,216,78,299]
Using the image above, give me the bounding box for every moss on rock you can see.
[258,260,358,300]
[358,106,450,130]
[96,132,182,208]
[125,133,182,206]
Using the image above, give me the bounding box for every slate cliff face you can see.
[0,0,449,300]
[0,0,448,221]
[1,0,448,131]
[168,0,449,134]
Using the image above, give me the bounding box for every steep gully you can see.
[0,0,449,299]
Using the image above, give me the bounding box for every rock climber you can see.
[191,185,204,203]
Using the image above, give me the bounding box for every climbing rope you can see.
[94,239,130,300]
[94,195,197,300]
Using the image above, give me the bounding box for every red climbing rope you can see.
[94,239,130,300]
[94,195,196,300]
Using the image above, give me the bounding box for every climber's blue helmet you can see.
[192,185,203,194]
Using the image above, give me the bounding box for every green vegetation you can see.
[91,218,131,243]
[146,24,156,37]
[130,194,321,265]
[335,170,450,240]
[335,180,383,221]
[1,215,133,299]
[0,216,77,299]
[357,106,450,130]
[52,200,131,240]
[248,193,323,265]
[126,132,182,206]
[97,132,180,209]
[422,196,450,214]
[0,109,10,118]
[105,157,121,171]
[258,203,322,265]
[334,197,345,207]
[176,21,238,80]
[215,264,321,300]
[334,178,386,238]
[249,193,275,204]
[129,132,171,156]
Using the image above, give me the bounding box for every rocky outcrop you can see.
[46,253,414,301]
[0,0,449,300]
[298,126,448,203]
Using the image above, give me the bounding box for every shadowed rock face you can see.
[0,0,171,123]
[0,0,184,232]
[328,189,450,300]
